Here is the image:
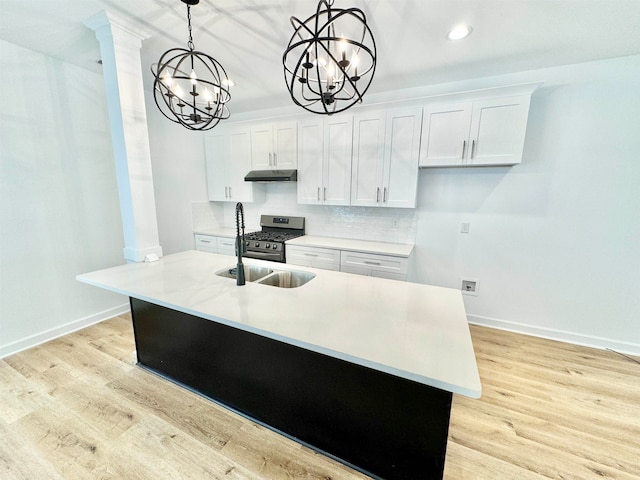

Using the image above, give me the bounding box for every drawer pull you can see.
[304,253,319,257]
[364,260,381,266]
[200,239,212,243]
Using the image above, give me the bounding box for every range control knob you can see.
[254,242,260,247]
[265,243,270,249]
[272,244,278,249]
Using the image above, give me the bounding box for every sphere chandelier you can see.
[151,0,231,131]
[283,0,377,115]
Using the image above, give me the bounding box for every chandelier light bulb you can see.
[190,69,198,85]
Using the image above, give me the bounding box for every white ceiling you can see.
[1,0,640,113]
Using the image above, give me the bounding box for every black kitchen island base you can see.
[130,298,453,480]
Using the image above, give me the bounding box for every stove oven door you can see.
[243,250,284,263]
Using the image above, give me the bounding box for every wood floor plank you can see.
[1,316,639,479]
[107,367,245,451]
[221,421,370,479]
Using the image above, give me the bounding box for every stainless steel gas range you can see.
[242,215,305,263]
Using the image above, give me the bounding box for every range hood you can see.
[244,169,297,182]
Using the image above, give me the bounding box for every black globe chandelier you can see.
[283,0,377,115]
[151,0,231,131]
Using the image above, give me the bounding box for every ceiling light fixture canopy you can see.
[151,0,231,131]
[283,0,377,115]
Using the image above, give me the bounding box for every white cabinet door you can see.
[194,234,218,253]
[419,103,472,167]
[286,245,341,271]
[324,115,353,205]
[468,95,531,166]
[273,121,297,169]
[250,123,273,170]
[297,116,352,206]
[204,132,229,201]
[297,119,324,204]
[216,236,236,256]
[251,121,297,170]
[351,111,385,207]
[227,126,257,202]
[419,94,533,167]
[351,108,420,208]
[205,126,263,203]
[383,107,422,208]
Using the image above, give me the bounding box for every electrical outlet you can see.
[460,277,479,296]
[461,222,470,233]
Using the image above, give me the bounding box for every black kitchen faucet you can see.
[235,202,246,286]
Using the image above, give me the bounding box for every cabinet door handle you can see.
[224,186,228,198]
[228,186,232,198]
[304,253,318,257]
[471,140,476,159]
[317,186,320,201]
[269,152,272,166]
[462,140,467,159]
[273,152,277,166]
[364,260,381,266]
[323,187,327,201]
[383,187,388,202]
[376,187,380,203]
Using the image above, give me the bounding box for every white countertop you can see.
[194,227,237,238]
[77,250,480,398]
[286,235,414,257]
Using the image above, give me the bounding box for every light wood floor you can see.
[1,314,638,480]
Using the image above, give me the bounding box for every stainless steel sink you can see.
[216,265,273,282]
[257,270,315,288]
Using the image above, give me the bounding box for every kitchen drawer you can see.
[216,237,236,256]
[340,251,408,279]
[286,245,340,271]
[195,234,218,253]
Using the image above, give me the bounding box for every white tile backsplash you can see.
[192,201,225,231]
[198,183,417,244]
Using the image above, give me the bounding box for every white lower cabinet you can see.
[286,244,409,280]
[340,251,409,281]
[286,245,340,271]
[195,234,235,256]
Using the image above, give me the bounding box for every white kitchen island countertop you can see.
[77,250,481,398]
[287,235,414,257]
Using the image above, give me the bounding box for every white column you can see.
[84,11,163,263]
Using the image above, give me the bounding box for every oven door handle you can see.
[243,251,283,261]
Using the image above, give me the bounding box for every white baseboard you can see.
[0,304,130,359]
[468,314,640,357]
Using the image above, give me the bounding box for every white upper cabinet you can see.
[467,96,531,166]
[351,111,386,207]
[250,121,297,170]
[351,107,422,208]
[419,103,473,167]
[382,107,422,207]
[204,125,264,203]
[297,115,353,206]
[419,84,538,167]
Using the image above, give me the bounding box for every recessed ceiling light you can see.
[447,25,473,41]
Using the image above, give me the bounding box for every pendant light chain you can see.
[187,4,195,51]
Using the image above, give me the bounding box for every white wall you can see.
[146,54,640,355]
[0,40,128,358]
[412,56,640,354]
[144,94,211,255]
